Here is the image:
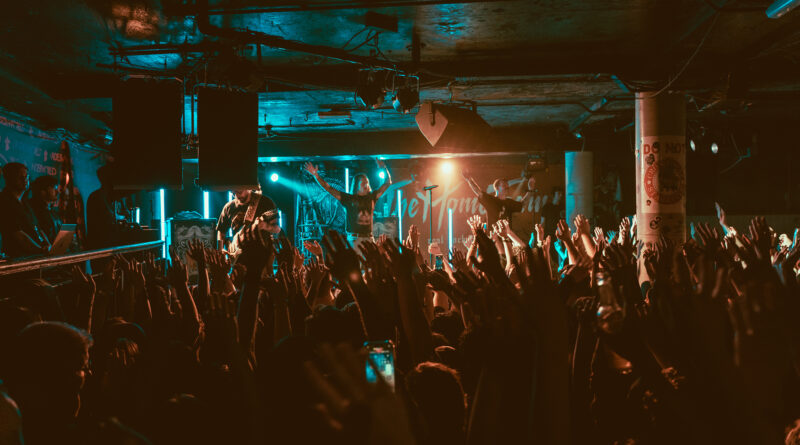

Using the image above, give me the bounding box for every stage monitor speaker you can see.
[198,87,259,190]
[112,78,183,190]
[415,102,492,151]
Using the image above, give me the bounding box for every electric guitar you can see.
[226,209,279,260]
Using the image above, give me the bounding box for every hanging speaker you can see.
[415,102,492,151]
[197,87,259,190]
[112,77,183,189]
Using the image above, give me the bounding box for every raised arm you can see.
[460,169,483,197]
[518,176,536,202]
[374,159,392,198]
[304,162,342,201]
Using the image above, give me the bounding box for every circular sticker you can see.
[644,159,684,205]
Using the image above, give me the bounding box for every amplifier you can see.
[166,218,216,278]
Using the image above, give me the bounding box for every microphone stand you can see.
[423,185,438,266]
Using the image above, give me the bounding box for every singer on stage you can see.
[304,160,391,252]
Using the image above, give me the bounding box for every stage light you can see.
[378,171,385,179]
[345,168,350,193]
[440,160,454,175]
[392,87,419,114]
[159,188,166,258]
[135,207,140,224]
[269,157,278,162]
[203,191,210,219]
[690,139,696,152]
[397,189,403,239]
[711,142,719,154]
[270,173,279,182]
[448,207,453,254]
[227,191,234,237]
[766,0,800,18]
[355,69,385,109]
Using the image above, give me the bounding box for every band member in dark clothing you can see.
[216,187,278,252]
[86,165,119,250]
[0,163,50,257]
[304,160,391,252]
[25,175,61,244]
[461,169,535,228]
[540,186,565,238]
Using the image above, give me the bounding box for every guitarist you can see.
[216,186,278,252]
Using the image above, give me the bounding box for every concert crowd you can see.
[3,169,800,444]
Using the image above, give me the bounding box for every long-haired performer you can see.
[303,160,391,252]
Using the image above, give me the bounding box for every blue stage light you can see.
[270,173,279,182]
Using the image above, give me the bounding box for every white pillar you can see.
[635,92,686,245]
[565,151,593,224]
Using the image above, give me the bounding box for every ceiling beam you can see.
[167,0,519,15]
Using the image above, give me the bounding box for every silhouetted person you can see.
[25,175,61,244]
[0,163,49,258]
[5,322,91,445]
[86,165,118,250]
[405,362,467,445]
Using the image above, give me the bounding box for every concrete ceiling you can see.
[1,0,799,150]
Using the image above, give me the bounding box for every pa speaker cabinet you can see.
[198,88,259,190]
[415,102,492,152]
[112,78,183,189]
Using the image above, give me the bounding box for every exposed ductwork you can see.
[194,0,404,71]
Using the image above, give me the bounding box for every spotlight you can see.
[392,86,419,114]
[689,139,696,152]
[766,0,800,18]
[441,160,454,175]
[270,173,279,182]
[269,157,278,162]
[355,70,386,109]
[378,171,385,179]
[710,142,719,154]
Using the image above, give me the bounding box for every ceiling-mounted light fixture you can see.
[392,75,420,114]
[766,0,800,18]
[355,69,386,109]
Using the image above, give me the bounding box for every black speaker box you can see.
[415,102,492,151]
[112,78,183,189]
[198,88,259,190]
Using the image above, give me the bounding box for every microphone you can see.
[423,185,439,191]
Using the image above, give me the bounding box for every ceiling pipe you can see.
[194,0,403,71]
[172,0,517,15]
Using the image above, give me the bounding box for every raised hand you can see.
[323,230,362,283]
[303,240,323,258]
[556,219,572,243]
[449,247,469,272]
[406,224,420,249]
[428,241,443,257]
[574,214,591,236]
[467,215,483,235]
[495,219,510,238]
[303,161,319,176]
[619,217,632,248]
[167,256,188,288]
[534,223,545,247]
[748,216,772,262]
[303,343,415,444]
[186,239,207,266]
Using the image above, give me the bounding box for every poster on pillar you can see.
[638,135,686,242]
